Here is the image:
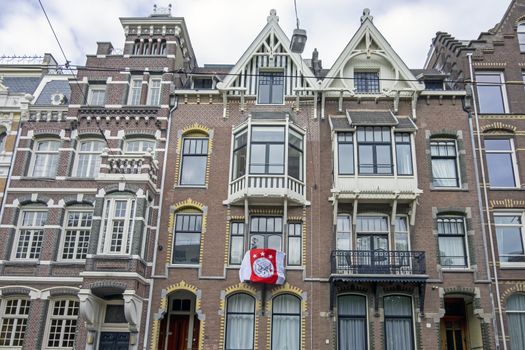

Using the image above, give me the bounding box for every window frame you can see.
[337,294,368,350]
[30,139,60,178]
[42,298,79,350]
[337,132,355,175]
[146,77,162,106]
[127,77,143,105]
[430,138,461,188]
[494,211,525,265]
[518,23,525,52]
[257,70,285,105]
[437,215,469,269]
[249,126,286,175]
[271,294,301,350]
[229,221,245,265]
[383,295,415,350]
[87,84,106,106]
[172,212,202,265]
[59,209,93,262]
[225,293,255,350]
[179,136,209,186]
[287,222,302,266]
[124,138,156,155]
[98,197,137,255]
[0,298,30,348]
[395,133,413,176]
[73,139,105,178]
[506,293,525,349]
[484,137,520,189]
[336,214,352,251]
[475,71,509,114]
[354,70,380,93]
[12,209,47,260]
[249,216,283,250]
[356,126,393,175]
[231,129,248,180]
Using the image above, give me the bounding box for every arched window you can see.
[75,139,105,177]
[179,133,209,186]
[507,294,525,349]
[272,294,300,350]
[225,293,255,350]
[384,295,414,350]
[338,294,367,350]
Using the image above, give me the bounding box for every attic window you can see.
[354,71,379,93]
[257,71,284,104]
[424,80,444,91]
[193,78,213,89]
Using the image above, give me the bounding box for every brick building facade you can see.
[425,0,525,349]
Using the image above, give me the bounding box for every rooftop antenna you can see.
[290,0,307,53]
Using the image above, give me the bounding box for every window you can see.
[518,23,525,52]
[338,295,367,350]
[394,216,410,252]
[147,78,162,105]
[229,222,245,265]
[0,299,30,347]
[13,210,47,260]
[395,133,413,175]
[430,139,459,187]
[250,217,282,250]
[336,214,352,250]
[355,71,380,93]
[424,80,444,90]
[44,299,79,349]
[124,139,156,154]
[128,78,143,105]
[495,213,525,263]
[485,138,519,188]
[384,296,414,350]
[225,293,255,350]
[356,215,389,253]
[475,72,507,114]
[357,127,392,175]
[193,78,213,89]
[61,211,92,261]
[507,294,525,349]
[180,138,209,186]
[99,197,136,255]
[272,294,300,350]
[257,71,284,104]
[287,223,302,266]
[250,126,285,174]
[288,129,303,180]
[172,213,202,264]
[437,216,467,267]
[87,85,106,106]
[338,133,354,175]
[75,140,104,177]
[232,130,247,180]
[32,140,60,177]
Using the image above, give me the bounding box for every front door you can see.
[442,319,468,350]
[167,315,190,350]
[99,332,130,350]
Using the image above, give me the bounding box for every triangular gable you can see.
[321,9,424,92]
[219,9,318,95]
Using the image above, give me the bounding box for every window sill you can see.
[66,176,96,181]
[175,184,208,189]
[92,254,133,260]
[430,186,468,192]
[499,263,525,269]
[52,260,86,265]
[20,176,56,181]
[4,260,39,266]
[441,267,473,273]
[488,187,524,191]
[168,264,200,269]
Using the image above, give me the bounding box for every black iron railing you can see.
[331,250,426,275]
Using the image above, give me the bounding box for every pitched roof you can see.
[2,77,41,94]
[347,109,397,126]
[34,79,71,105]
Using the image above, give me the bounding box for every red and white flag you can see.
[239,248,285,285]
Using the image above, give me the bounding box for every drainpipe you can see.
[142,95,177,350]
[467,52,506,350]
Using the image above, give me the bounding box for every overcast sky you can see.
[0,0,510,70]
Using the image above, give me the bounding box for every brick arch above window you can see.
[482,122,516,134]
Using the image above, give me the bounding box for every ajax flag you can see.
[239,249,285,285]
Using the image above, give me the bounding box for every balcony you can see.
[331,250,427,280]
[226,174,306,205]
[97,152,158,183]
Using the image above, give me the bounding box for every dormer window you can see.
[257,71,284,104]
[193,78,213,90]
[354,71,380,93]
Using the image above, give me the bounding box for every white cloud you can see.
[0,0,510,69]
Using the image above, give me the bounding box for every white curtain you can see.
[431,159,456,186]
[272,295,300,350]
[226,294,254,350]
[338,295,367,350]
[438,236,465,266]
[384,296,413,350]
[507,294,525,350]
[396,144,412,175]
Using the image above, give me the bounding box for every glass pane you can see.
[249,144,266,174]
[376,145,392,174]
[288,236,301,265]
[485,139,512,151]
[439,236,466,266]
[384,296,412,316]
[338,143,354,174]
[251,127,285,142]
[432,159,458,187]
[476,84,505,113]
[396,143,413,175]
[288,146,303,180]
[338,295,366,316]
[358,145,374,174]
[486,153,516,187]
[180,156,207,185]
[230,236,244,265]
[268,144,284,174]
[268,235,281,250]
[496,226,525,263]
[232,146,246,179]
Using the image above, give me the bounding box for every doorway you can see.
[99,332,130,350]
[440,297,483,350]
[158,291,200,350]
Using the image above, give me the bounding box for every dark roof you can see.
[329,116,351,129]
[347,109,397,126]
[396,117,417,131]
[410,69,448,79]
[194,65,233,80]
[35,80,71,105]
[2,77,41,94]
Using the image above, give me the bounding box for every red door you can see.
[167,315,190,350]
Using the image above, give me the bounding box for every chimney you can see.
[311,48,322,77]
[96,42,114,55]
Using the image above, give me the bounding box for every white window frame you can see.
[73,139,105,178]
[59,210,93,262]
[494,211,525,266]
[146,78,162,105]
[485,138,520,189]
[518,23,525,52]
[98,197,137,255]
[127,77,143,105]
[42,298,79,350]
[30,139,60,178]
[0,298,30,349]
[12,210,47,260]
[124,138,156,154]
[475,71,509,114]
[87,85,106,106]
[430,138,461,188]
[437,215,470,269]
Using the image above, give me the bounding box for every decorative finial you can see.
[267,9,279,23]
[151,3,172,17]
[360,8,373,23]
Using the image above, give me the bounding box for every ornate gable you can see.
[218,10,318,97]
[322,9,424,95]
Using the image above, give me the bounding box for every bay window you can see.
[395,133,413,175]
[99,197,136,255]
[232,130,247,180]
[250,126,285,174]
[288,129,303,180]
[357,127,392,175]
